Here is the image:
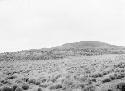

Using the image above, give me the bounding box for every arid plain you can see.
[1,41,125,91]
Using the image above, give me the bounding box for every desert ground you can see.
[1,54,125,91]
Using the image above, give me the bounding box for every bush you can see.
[35,81,40,85]
[107,89,113,91]
[49,84,62,90]
[7,76,17,79]
[109,75,116,80]
[91,78,96,82]
[22,78,29,82]
[15,87,23,91]
[1,80,9,84]
[37,88,42,91]
[41,79,46,83]
[102,78,111,83]
[116,82,125,91]
[116,74,125,79]
[28,79,36,84]
[83,86,95,91]
[78,84,85,89]
[21,84,29,90]
[1,86,13,91]
[39,84,48,88]
[12,85,18,91]
[91,73,103,78]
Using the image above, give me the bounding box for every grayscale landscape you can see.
[1,41,125,91]
[0,0,125,91]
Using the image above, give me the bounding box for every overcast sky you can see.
[0,0,125,52]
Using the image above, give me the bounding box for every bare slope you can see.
[0,41,125,61]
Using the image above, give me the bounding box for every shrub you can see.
[22,78,29,82]
[91,78,96,82]
[41,79,46,83]
[102,78,111,83]
[7,76,17,79]
[107,89,113,91]
[49,84,62,90]
[1,80,9,84]
[83,86,95,91]
[1,86,13,91]
[39,84,48,88]
[12,85,18,91]
[28,79,36,84]
[35,81,40,85]
[116,82,125,91]
[116,74,125,79]
[37,88,42,91]
[15,87,23,91]
[91,73,103,78]
[78,84,85,89]
[21,84,29,90]
[109,75,116,80]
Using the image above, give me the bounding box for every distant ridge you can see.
[0,41,125,61]
[60,41,118,48]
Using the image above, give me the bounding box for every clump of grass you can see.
[1,80,9,84]
[35,81,40,85]
[116,74,125,79]
[109,75,116,80]
[49,84,62,90]
[12,84,18,91]
[91,73,103,78]
[41,79,46,83]
[78,84,85,89]
[28,79,36,84]
[1,86,13,91]
[102,78,111,83]
[22,78,29,82]
[116,82,125,91]
[83,85,96,91]
[107,89,113,91]
[21,84,29,90]
[37,88,42,91]
[39,84,48,88]
[15,87,23,91]
[7,75,17,79]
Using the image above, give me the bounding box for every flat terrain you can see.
[1,54,125,91]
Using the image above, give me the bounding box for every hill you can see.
[0,41,125,61]
[58,41,118,48]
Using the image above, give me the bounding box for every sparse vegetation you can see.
[1,86,13,91]
[49,84,63,90]
[116,82,125,91]
[0,41,125,61]
[1,42,125,91]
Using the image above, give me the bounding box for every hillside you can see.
[60,41,117,48]
[0,41,125,61]
[1,42,125,91]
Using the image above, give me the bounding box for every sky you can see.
[0,0,125,52]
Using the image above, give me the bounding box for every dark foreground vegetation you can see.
[1,41,125,91]
[0,54,125,91]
